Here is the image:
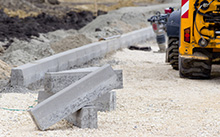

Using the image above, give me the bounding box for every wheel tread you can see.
[167,38,179,70]
[179,55,211,79]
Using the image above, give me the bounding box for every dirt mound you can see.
[0,60,11,80]
[80,4,176,39]
[0,29,78,67]
[0,0,91,18]
[0,0,63,16]
[0,9,94,47]
[0,37,55,67]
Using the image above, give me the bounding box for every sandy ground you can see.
[1,42,220,136]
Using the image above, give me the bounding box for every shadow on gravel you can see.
[128,45,152,51]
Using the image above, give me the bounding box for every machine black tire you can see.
[167,38,179,70]
[179,53,212,79]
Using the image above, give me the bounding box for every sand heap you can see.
[80,3,179,39]
[0,60,11,80]
[51,34,93,53]
[0,29,78,67]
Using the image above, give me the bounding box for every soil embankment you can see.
[0,10,94,44]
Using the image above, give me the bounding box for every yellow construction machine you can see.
[166,0,220,78]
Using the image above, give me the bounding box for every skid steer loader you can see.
[166,0,220,79]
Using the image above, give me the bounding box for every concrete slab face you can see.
[44,68,123,93]
[44,72,89,93]
[90,91,116,112]
[10,69,24,86]
[38,91,53,104]
[38,91,116,112]
[65,105,98,129]
[38,91,99,128]
[38,90,115,128]
[29,64,118,130]
[106,39,121,53]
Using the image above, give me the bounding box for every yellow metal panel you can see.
[180,0,220,56]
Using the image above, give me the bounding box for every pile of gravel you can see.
[51,34,93,53]
[0,29,78,66]
[80,3,180,40]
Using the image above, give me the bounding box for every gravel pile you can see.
[0,29,78,67]
[51,34,92,53]
[80,3,180,40]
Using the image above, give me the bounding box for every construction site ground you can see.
[1,42,220,136]
[1,0,220,136]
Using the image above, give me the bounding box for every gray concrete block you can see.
[37,91,53,104]
[90,91,116,112]
[44,67,123,93]
[29,64,118,130]
[38,90,100,129]
[38,90,116,112]
[65,105,98,129]
[38,90,115,128]
[10,27,154,89]
[10,42,108,87]
[120,27,154,48]
[106,39,121,53]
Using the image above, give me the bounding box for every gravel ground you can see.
[1,42,220,136]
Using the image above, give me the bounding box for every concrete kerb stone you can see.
[10,27,154,88]
[38,90,117,112]
[44,67,123,93]
[65,105,98,129]
[10,42,108,87]
[38,67,122,112]
[106,38,121,53]
[90,91,116,112]
[120,27,154,48]
[38,91,53,103]
[29,64,119,130]
[37,89,99,129]
[38,90,116,128]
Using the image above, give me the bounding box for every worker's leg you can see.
[155,34,166,53]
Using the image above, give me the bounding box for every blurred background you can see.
[0,0,171,18]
